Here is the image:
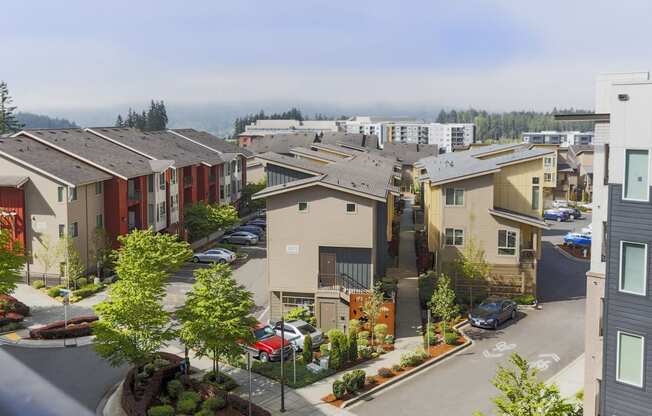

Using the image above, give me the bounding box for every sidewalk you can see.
[546,353,584,400]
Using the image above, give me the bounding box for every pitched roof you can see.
[0,175,29,188]
[489,208,550,230]
[254,150,399,200]
[87,127,222,168]
[379,143,439,164]
[417,145,553,185]
[18,129,155,179]
[171,128,253,157]
[0,136,111,186]
[289,147,348,163]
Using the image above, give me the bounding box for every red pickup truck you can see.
[243,323,293,362]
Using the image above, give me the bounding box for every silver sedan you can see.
[192,248,236,264]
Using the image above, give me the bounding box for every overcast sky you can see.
[4,0,652,114]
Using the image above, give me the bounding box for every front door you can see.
[319,252,337,288]
[319,301,337,331]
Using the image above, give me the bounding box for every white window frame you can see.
[345,202,357,214]
[298,201,309,213]
[69,222,79,238]
[444,188,465,207]
[616,330,645,388]
[68,187,77,202]
[544,172,553,182]
[619,240,648,296]
[170,168,177,185]
[57,186,64,202]
[498,229,518,256]
[622,148,650,202]
[444,228,464,246]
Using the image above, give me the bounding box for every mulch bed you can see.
[558,244,590,260]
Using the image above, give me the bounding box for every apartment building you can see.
[575,71,652,416]
[0,134,111,277]
[522,131,594,147]
[238,119,341,147]
[416,144,554,296]
[252,150,399,331]
[428,123,475,152]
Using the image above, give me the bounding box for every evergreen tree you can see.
[114,100,168,132]
[0,81,23,134]
[115,115,124,128]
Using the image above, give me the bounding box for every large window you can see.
[532,186,540,210]
[282,295,314,315]
[69,222,79,238]
[445,188,464,206]
[498,230,517,255]
[624,149,649,201]
[620,241,647,295]
[444,228,464,246]
[617,331,644,387]
[57,186,64,202]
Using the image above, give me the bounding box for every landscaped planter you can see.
[29,315,98,339]
[0,295,30,317]
[558,244,590,260]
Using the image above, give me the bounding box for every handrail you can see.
[318,272,369,293]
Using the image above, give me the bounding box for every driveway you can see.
[349,299,585,416]
[536,213,591,302]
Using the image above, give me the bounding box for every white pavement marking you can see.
[482,341,517,359]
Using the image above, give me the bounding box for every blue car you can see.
[563,232,592,247]
[543,209,569,222]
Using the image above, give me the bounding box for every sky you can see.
[4,0,652,117]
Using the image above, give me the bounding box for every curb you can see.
[553,245,590,263]
[96,381,123,416]
[341,322,473,409]
[0,334,94,348]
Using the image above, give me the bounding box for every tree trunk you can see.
[213,348,217,375]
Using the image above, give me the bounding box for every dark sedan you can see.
[468,299,518,330]
[232,225,264,237]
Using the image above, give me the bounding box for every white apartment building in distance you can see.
[242,119,342,136]
[522,131,593,147]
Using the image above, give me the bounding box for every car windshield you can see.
[477,302,501,312]
[253,326,275,340]
[296,324,317,335]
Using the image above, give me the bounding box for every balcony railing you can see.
[127,190,141,202]
[520,249,536,268]
[318,273,369,294]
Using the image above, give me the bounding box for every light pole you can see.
[280,316,286,413]
[247,351,252,416]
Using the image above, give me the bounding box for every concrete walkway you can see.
[547,353,585,400]
[388,197,422,344]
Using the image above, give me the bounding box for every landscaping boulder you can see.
[29,315,98,339]
[0,295,30,317]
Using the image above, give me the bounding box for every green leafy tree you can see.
[241,180,267,212]
[0,81,23,134]
[93,229,191,368]
[0,230,25,296]
[474,353,579,416]
[90,227,113,278]
[429,274,459,337]
[454,236,490,310]
[361,283,385,347]
[34,235,63,281]
[184,202,239,241]
[177,263,256,376]
[61,237,85,289]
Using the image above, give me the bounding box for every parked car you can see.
[582,223,593,235]
[192,248,236,264]
[543,209,570,222]
[246,219,266,230]
[220,231,259,245]
[242,323,293,362]
[273,319,324,351]
[558,206,582,220]
[552,199,569,208]
[563,232,592,247]
[468,299,518,330]
[234,225,264,237]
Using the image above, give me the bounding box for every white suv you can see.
[273,319,324,351]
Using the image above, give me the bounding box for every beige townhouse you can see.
[252,149,400,331]
[417,144,554,297]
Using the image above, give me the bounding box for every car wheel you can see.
[246,240,252,246]
[218,259,226,264]
[557,217,562,222]
[193,257,200,263]
[511,310,516,321]
[493,320,499,330]
[259,351,269,362]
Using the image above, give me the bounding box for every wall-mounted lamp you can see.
[618,94,629,101]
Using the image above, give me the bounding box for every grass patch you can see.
[232,357,335,388]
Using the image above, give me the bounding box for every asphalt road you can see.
[350,299,585,416]
[0,344,127,416]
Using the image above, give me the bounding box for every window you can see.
[282,295,314,315]
[346,203,357,213]
[95,182,103,195]
[604,143,610,185]
[532,177,540,185]
[148,204,155,224]
[57,186,64,202]
[532,186,540,210]
[544,173,553,182]
[68,187,77,201]
[498,230,517,255]
[616,331,644,387]
[226,184,231,196]
[620,241,647,295]
[444,228,464,246]
[58,224,65,238]
[170,168,176,185]
[158,173,166,190]
[601,221,608,262]
[148,175,154,193]
[624,149,649,201]
[599,298,604,337]
[544,157,554,167]
[298,202,308,212]
[445,188,464,206]
[220,185,225,199]
[96,214,103,227]
[69,222,78,238]
[157,202,166,222]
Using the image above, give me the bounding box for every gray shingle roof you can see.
[0,136,111,186]
[289,147,348,163]
[171,129,253,157]
[377,143,438,164]
[20,129,154,179]
[0,175,28,188]
[88,127,222,168]
[255,150,399,200]
[417,145,553,185]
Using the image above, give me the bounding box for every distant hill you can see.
[16,112,79,129]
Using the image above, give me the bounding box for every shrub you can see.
[358,338,369,347]
[513,294,536,305]
[176,398,198,414]
[351,370,366,390]
[374,323,388,340]
[366,376,377,386]
[194,410,213,416]
[347,333,358,362]
[203,371,238,391]
[31,280,45,289]
[329,336,343,370]
[47,286,63,298]
[391,364,402,372]
[285,306,317,327]
[375,334,386,345]
[400,350,428,368]
[358,346,373,359]
[302,336,313,363]
[72,283,102,299]
[349,319,361,333]
[319,343,330,357]
[357,330,369,340]
[386,335,395,344]
[377,367,393,378]
[75,277,88,288]
[201,396,226,411]
[424,324,438,346]
[179,390,201,404]
[444,331,459,345]
[147,405,175,416]
[166,379,184,399]
[332,379,346,399]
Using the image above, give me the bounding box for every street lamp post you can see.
[280,316,286,413]
[247,351,252,416]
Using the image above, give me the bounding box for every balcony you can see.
[208,174,216,184]
[127,190,141,204]
[183,176,192,188]
[318,273,369,295]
